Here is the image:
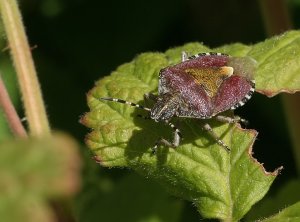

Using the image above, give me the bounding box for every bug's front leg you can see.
[151,121,182,154]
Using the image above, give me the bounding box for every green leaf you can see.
[81,31,300,221]
[0,134,81,222]
[245,179,300,221]
[260,201,300,222]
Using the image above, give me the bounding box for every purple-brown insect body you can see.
[100,52,256,152]
[213,75,253,114]
[157,54,255,120]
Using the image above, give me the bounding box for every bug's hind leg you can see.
[215,115,248,125]
[152,122,182,154]
[202,115,248,152]
[202,123,230,152]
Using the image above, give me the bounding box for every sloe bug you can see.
[100,52,256,153]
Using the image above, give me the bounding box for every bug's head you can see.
[150,93,181,122]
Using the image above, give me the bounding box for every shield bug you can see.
[100,52,256,153]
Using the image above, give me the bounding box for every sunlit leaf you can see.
[81,31,300,220]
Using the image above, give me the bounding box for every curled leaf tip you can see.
[243,128,284,177]
[92,155,102,164]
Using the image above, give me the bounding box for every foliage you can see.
[82,31,300,221]
[1,0,300,221]
[0,134,81,222]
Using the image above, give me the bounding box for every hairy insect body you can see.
[100,52,256,153]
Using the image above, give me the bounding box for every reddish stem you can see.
[0,75,27,138]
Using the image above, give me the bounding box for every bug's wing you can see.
[176,95,211,119]
[213,56,257,115]
[159,54,229,95]
[159,54,230,119]
[160,68,214,118]
[213,75,255,115]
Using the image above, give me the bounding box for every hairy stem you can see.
[0,75,27,138]
[259,0,300,174]
[0,0,50,136]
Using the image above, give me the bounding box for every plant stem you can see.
[0,0,50,136]
[259,0,292,35]
[259,0,300,174]
[0,75,27,138]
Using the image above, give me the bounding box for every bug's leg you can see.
[202,123,230,152]
[151,122,182,154]
[181,51,189,62]
[168,121,182,147]
[215,115,248,125]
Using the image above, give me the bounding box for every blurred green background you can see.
[1,0,300,221]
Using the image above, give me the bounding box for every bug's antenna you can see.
[100,97,151,112]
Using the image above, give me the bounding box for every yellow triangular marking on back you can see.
[185,66,233,97]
